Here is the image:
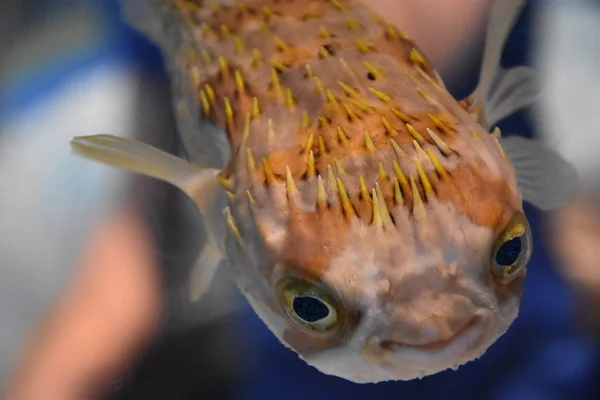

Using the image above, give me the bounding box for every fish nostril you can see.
[379,340,401,351]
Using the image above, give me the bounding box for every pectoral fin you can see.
[465,0,527,119]
[71,134,218,196]
[501,135,581,210]
[71,134,226,300]
[484,65,539,129]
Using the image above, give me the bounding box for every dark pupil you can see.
[293,296,329,322]
[495,236,522,266]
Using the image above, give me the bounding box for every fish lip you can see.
[377,309,493,354]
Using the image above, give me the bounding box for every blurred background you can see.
[1,0,599,399]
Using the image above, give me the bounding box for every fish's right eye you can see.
[276,278,342,332]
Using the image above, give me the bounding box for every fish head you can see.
[224,118,531,383]
[223,90,530,385]
[269,209,531,384]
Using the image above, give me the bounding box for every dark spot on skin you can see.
[379,340,397,351]
[322,44,335,55]
[367,72,376,81]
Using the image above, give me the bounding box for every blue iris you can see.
[293,296,329,322]
[495,236,523,266]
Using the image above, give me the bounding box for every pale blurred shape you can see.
[0,64,139,384]
[533,0,600,196]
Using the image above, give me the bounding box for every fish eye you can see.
[277,278,341,332]
[491,213,533,283]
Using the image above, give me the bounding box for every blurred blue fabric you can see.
[0,0,166,122]
[4,1,599,399]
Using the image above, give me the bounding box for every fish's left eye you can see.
[277,278,342,332]
[491,213,532,283]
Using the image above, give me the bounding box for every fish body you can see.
[72,0,578,383]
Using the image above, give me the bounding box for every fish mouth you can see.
[360,311,494,382]
[367,308,495,378]
[378,314,483,353]
[303,310,495,384]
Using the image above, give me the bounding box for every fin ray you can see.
[467,0,527,114]
[501,135,581,210]
[484,66,539,128]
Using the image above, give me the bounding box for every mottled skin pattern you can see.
[155,0,529,383]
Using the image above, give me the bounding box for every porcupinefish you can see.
[71,0,578,383]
